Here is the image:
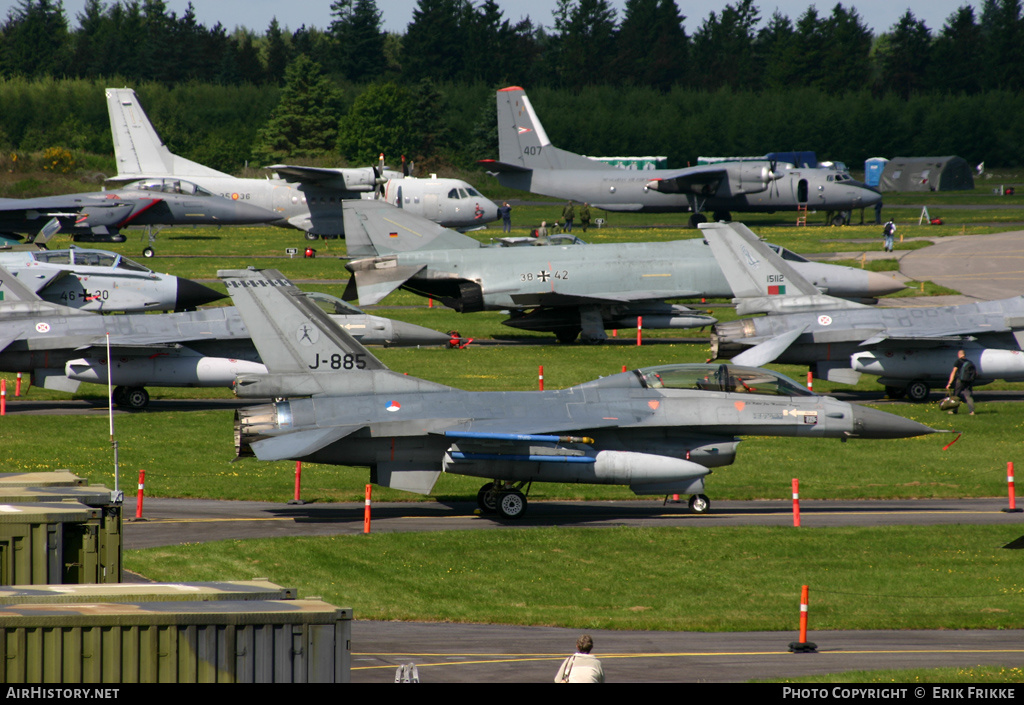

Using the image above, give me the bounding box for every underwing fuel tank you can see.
[851,347,1024,382]
[442,447,711,495]
[65,355,267,387]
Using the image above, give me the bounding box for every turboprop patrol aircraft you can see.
[341,200,904,343]
[105,88,498,255]
[483,87,881,228]
[702,220,1024,401]
[222,267,937,519]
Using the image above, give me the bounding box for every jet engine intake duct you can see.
[440,281,484,313]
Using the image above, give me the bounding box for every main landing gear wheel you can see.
[115,387,150,409]
[688,494,710,513]
[477,482,498,514]
[885,386,907,399]
[304,231,319,241]
[142,247,155,258]
[906,381,930,403]
[497,490,528,520]
[688,213,708,228]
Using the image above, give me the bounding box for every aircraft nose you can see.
[388,320,454,346]
[864,270,907,297]
[175,277,226,310]
[848,403,937,439]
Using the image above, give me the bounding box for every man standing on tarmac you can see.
[946,349,977,415]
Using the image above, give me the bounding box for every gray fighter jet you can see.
[0,264,450,408]
[106,88,498,255]
[341,200,904,343]
[0,246,223,312]
[223,267,936,519]
[0,181,278,246]
[702,220,1024,401]
[484,87,881,227]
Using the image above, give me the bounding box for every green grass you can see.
[126,525,1024,631]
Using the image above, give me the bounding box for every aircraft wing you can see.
[0,323,31,354]
[478,159,531,174]
[265,164,345,183]
[861,326,1011,347]
[250,425,367,462]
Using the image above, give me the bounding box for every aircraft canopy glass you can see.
[305,291,363,315]
[124,179,214,196]
[35,248,151,272]
[636,363,813,397]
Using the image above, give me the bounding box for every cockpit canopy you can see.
[305,291,365,316]
[636,363,814,397]
[123,178,214,196]
[32,248,151,272]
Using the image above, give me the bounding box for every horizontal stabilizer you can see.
[33,369,81,393]
[730,326,807,367]
[343,199,480,258]
[345,259,426,306]
[251,426,362,462]
[372,462,441,495]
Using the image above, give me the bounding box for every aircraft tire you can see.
[304,231,319,241]
[688,494,710,513]
[122,387,150,409]
[476,482,498,513]
[906,381,930,403]
[688,213,707,229]
[885,386,907,399]
[113,386,127,406]
[497,490,527,520]
[142,247,155,258]
[555,328,581,344]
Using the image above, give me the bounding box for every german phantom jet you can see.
[224,267,936,519]
[0,264,449,408]
[483,87,882,228]
[342,200,904,343]
[703,220,1024,401]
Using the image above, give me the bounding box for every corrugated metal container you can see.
[0,580,298,605]
[0,599,352,683]
[0,502,121,586]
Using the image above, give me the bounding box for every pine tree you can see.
[254,55,341,163]
[329,0,385,83]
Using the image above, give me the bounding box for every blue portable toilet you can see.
[864,158,888,187]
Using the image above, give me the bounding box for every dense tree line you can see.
[1,0,1024,172]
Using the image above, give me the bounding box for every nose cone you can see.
[849,403,937,439]
[388,319,455,347]
[864,269,907,297]
[175,277,226,310]
[475,197,500,225]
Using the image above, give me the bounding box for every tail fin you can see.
[699,221,867,315]
[343,199,480,258]
[219,267,446,397]
[496,87,609,172]
[105,88,229,180]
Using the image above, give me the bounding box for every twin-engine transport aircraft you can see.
[702,220,1024,401]
[106,88,498,255]
[484,87,882,228]
[223,267,937,519]
[342,200,904,343]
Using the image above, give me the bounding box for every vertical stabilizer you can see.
[699,221,868,315]
[105,88,230,179]
[496,86,610,171]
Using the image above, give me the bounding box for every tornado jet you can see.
[222,267,937,519]
[0,264,450,408]
[0,246,223,312]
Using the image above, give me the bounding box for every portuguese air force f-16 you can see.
[341,199,904,343]
[702,220,1024,401]
[0,246,223,312]
[223,267,936,519]
[105,88,498,255]
[483,87,882,228]
[0,263,449,408]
